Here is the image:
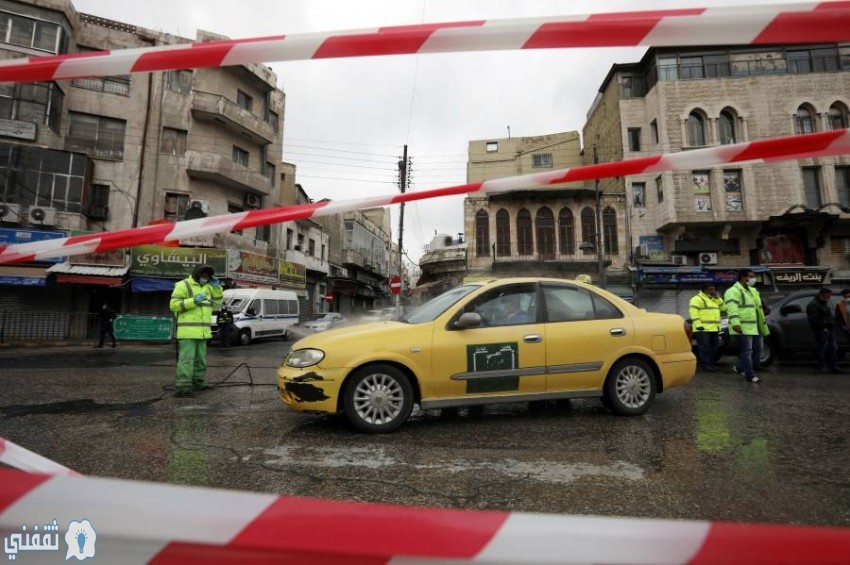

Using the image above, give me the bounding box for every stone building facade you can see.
[0,0,285,333]
[583,44,850,276]
[464,131,627,282]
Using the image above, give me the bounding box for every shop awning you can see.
[47,262,129,276]
[55,274,123,287]
[410,280,448,295]
[131,276,179,293]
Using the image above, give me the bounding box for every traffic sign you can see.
[390,276,402,295]
[324,292,334,302]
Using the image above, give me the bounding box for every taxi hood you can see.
[290,321,406,350]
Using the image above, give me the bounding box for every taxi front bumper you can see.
[276,365,347,413]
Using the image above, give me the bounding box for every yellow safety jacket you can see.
[724,282,769,336]
[688,291,726,332]
[169,277,223,340]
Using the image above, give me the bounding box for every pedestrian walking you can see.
[724,269,770,383]
[95,303,118,348]
[169,265,223,398]
[689,283,725,372]
[216,305,235,348]
[807,287,843,374]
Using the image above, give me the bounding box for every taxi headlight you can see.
[285,348,325,368]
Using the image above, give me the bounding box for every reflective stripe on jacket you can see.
[169,277,223,340]
[688,291,725,332]
[724,282,769,336]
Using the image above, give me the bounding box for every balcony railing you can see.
[191,91,276,144]
[185,151,272,195]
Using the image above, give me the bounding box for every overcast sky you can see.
[74,0,790,268]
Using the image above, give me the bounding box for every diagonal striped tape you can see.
[0,3,848,84]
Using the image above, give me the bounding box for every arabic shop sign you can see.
[640,269,742,285]
[0,228,66,263]
[227,249,278,285]
[279,260,306,289]
[773,270,826,285]
[130,245,226,278]
[68,230,126,267]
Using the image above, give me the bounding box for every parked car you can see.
[302,313,347,333]
[278,277,696,433]
[358,309,387,323]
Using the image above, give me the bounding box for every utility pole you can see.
[593,144,607,288]
[396,145,408,311]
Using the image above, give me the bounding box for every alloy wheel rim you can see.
[354,373,404,425]
[615,365,651,409]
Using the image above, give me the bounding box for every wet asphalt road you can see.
[1,339,849,527]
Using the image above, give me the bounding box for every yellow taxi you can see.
[277,278,696,433]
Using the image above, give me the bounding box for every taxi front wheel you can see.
[343,364,414,433]
[603,358,656,416]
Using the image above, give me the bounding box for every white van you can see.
[215,289,299,345]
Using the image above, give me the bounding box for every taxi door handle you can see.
[609,328,627,337]
[524,334,543,343]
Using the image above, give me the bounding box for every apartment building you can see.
[583,43,850,295]
[464,131,623,282]
[0,0,285,330]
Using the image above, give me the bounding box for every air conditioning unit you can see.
[698,252,719,265]
[244,193,262,208]
[0,202,22,224]
[671,254,689,266]
[187,199,210,214]
[28,206,57,226]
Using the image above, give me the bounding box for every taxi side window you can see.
[543,285,623,322]
[462,283,536,326]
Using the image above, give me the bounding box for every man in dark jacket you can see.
[807,287,842,373]
[217,305,234,348]
[95,303,118,348]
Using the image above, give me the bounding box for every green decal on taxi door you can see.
[465,343,519,393]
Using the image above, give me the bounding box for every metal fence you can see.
[0,311,99,343]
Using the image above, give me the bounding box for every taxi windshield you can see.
[403,285,480,324]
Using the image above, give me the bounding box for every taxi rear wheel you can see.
[603,358,656,416]
[343,364,413,433]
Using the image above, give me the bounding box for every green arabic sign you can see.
[113,316,173,341]
[130,245,226,278]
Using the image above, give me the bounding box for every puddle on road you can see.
[259,444,643,484]
[0,398,161,417]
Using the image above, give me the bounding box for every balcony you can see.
[185,151,271,196]
[191,91,276,145]
[282,249,328,275]
[343,248,387,276]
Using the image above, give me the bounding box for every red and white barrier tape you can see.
[0,2,848,84]
[0,437,78,476]
[0,128,848,265]
[1,469,849,564]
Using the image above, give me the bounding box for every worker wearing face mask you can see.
[724,269,769,383]
[169,265,223,397]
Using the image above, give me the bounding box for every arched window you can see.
[828,102,849,130]
[495,209,511,256]
[517,208,533,256]
[795,104,816,134]
[535,207,555,259]
[475,209,490,257]
[580,207,596,255]
[718,109,737,144]
[603,207,619,254]
[558,208,575,255]
[687,110,706,146]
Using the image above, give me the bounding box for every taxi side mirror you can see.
[455,312,483,329]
